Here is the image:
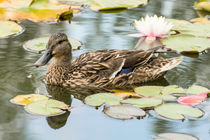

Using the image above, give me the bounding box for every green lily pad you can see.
[186,85,210,95]
[25,99,69,116]
[154,132,199,140]
[162,34,210,53]
[121,98,162,108]
[181,23,210,37]
[134,86,176,100]
[59,0,148,11]
[167,19,210,37]
[103,104,146,120]
[84,93,122,107]
[154,103,204,120]
[166,19,192,31]
[194,0,210,12]
[161,85,186,95]
[23,36,82,53]
[0,21,23,38]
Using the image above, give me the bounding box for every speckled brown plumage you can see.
[35,33,183,88]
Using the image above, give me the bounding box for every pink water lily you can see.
[129,15,173,44]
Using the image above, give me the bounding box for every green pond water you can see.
[0,0,210,139]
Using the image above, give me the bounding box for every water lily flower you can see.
[129,15,173,44]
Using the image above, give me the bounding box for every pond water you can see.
[0,0,210,140]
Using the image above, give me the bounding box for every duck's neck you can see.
[52,54,72,67]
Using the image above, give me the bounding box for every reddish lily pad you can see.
[103,104,146,120]
[178,92,208,106]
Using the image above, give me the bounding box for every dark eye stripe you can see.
[57,39,67,45]
[51,39,67,49]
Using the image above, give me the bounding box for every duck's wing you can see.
[73,49,154,68]
[69,49,154,86]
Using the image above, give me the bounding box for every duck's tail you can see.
[159,56,183,73]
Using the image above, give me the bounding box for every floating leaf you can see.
[154,132,199,140]
[84,93,122,107]
[0,0,79,22]
[167,19,210,37]
[103,104,146,120]
[162,34,210,53]
[178,93,208,106]
[25,99,68,116]
[161,85,186,95]
[154,103,204,120]
[107,89,142,99]
[10,94,48,105]
[190,17,210,24]
[114,92,142,99]
[121,98,162,108]
[186,85,210,94]
[194,1,210,12]
[134,86,176,100]
[0,21,23,38]
[23,36,82,53]
[166,19,192,31]
[59,0,148,11]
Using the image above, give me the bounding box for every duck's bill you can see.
[34,50,52,67]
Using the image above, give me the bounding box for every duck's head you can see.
[34,33,72,67]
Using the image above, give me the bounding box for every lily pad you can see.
[84,93,122,107]
[121,98,162,108]
[154,132,199,140]
[167,19,210,37]
[103,104,146,120]
[0,0,79,22]
[154,103,204,120]
[25,99,69,116]
[107,89,142,99]
[194,0,210,12]
[186,85,210,94]
[162,34,210,53]
[134,86,176,100]
[10,94,48,105]
[23,36,82,53]
[59,0,148,11]
[161,85,186,95]
[190,17,210,24]
[0,21,23,38]
[166,19,192,31]
[178,93,208,106]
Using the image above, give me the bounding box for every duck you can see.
[34,33,183,88]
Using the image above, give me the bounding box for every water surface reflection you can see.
[1,0,210,139]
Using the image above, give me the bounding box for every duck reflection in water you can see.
[45,84,106,129]
[45,76,169,129]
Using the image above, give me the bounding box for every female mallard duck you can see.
[35,33,182,88]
